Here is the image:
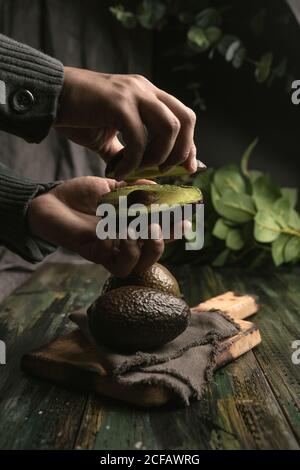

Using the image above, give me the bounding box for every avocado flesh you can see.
[99,184,202,216]
[88,286,190,352]
[105,149,198,181]
[102,263,181,298]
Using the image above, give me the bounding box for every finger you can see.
[107,238,141,277]
[133,224,164,273]
[183,144,198,174]
[128,179,157,185]
[100,135,124,162]
[114,106,147,180]
[165,219,193,244]
[156,91,197,172]
[138,98,180,167]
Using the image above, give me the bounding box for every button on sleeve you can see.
[11,89,35,113]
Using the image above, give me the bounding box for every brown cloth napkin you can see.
[70,310,240,406]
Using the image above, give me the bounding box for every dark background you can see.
[154,0,300,190]
[0,0,299,189]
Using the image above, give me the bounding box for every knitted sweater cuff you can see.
[0,164,60,263]
[0,34,64,142]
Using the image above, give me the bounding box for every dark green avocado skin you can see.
[87,286,190,352]
[102,263,181,298]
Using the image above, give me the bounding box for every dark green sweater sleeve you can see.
[0,163,60,263]
[0,34,64,142]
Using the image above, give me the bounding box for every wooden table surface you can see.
[0,262,299,450]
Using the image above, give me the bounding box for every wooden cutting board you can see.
[22,291,261,407]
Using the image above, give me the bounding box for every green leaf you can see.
[225,40,241,62]
[271,233,290,266]
[195,8,222,28]
[212,249,230,267]
[255,52,273,83]
[232,47,247,69]
[272,197,292,227]
[288,209,300,230]
[226,229,245,251]
[213,219,230,240]
[110,5,137,28]
[187,26,210,51]
[284,237,300,263]
[252,175,281,211]
[248,170,263,183]
[272,57,288,79]
[281,187,298,208]
[193,167,214,192]
[205,27,222,45]
[213,165,246,195]
[217,35,240,56]
[223,219,237,228]
[241,138,259,178]
[267,58,287,87]
[254,211,281,243]
[137,1,166,29]
[213,190,256,223]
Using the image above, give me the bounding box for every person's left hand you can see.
[27,176,165,277]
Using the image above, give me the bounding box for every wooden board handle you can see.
[191,291,259,320]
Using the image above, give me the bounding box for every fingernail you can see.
[197,160,207,171]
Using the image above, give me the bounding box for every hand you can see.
[27,177,164,277]
[54,68,197,179]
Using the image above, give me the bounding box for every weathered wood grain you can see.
[197,266,300,449]
[1,263,300,450]
[247,270,300,444]
[0,263,107,449]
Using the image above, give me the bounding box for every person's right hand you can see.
[27,176,164,277]
[54,68,197,179]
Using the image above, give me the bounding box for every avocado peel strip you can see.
[105,151,206,181]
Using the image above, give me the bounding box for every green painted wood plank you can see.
[148,353,298,450]
[91,399,158,451]
[16,263,108,294]
[0,263,108,449]
[208,267,300,447]
[247,271,300,443]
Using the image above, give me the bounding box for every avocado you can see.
[105,150,206,181]
[99,184,202,217]
[87,286,190,352]
[107,163,193,181]
[102,263,181,298]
